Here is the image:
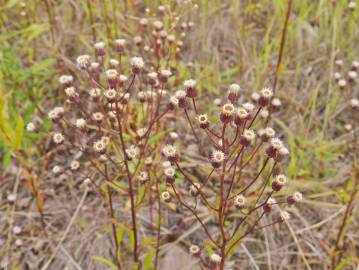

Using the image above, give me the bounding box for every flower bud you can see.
[210,150,225,168]
[227,83,240,103]
[198,114,209,129]
[220,103,235,124]
[272,174,287,191]
[184,79,197,98]
[115,39,126,53]
[94,42,105,56]
[175,90,188,108]
[258,87,273,106]
[287,191,303,205]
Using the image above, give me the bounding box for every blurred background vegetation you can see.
[0,0,358,269]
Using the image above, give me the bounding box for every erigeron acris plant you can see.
[31,7,198,269]
[160,82,303,269]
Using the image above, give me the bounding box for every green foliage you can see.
[92,255,117,269]
[0,47,54,169]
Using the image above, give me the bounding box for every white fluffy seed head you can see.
[243,102,255,112]
[48,107,64,120]
[162,145,177,157]
[164,167,176,177]
[189,245,200,255]
[161,191,171,201]
[160,69,172,78]
[222,103,235,116]
[148,72,158,80]
[210,253,222,263]
[338,79,347,88]
[13,226,22,235]
[293,192,303,202]
[348,1,356,9]
[153,20,164,30]
[115,39,126,47]
[260,87,273,98]
[133,36,142,44]
[260,109,269,118]
[267,197,276,205]
[184,79,196,88]
[234,195,246,207]
[53,133,64,144]
[211,150,225,163]
[264,127,275,138]
[93,140,106,152]
[109,59,119,67]
[237,108,249,119]
[350,98,359,109]
[170,96,179,106]
[59,75,73,85]
[104,89,117,100]
[228,83,241,94]
[75,118,86,129]
[278,146,290,156]
[198,114,208,124]
[270,138,283,149]
[119,74,128,82]
[139,18,148,26]
[169,132,179,140]
[275,174,287,186]
[106,69,118,80]
[242,129,256,142]
[251,92,260,101]
[348,71,357,79]
[280,211,290,221]
[65,87,77,97]
[125,145,139,160]
[175,90,186,99]
[70,160,80,170]
[137,171,148,182]
[92,112,104,121]
[94,42,105,50]
[26,122,36,132]
[271,98,282,107]
[76,55,91,68]
[52,165,63,174]
[130,57,144,69]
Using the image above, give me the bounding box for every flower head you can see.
[125,145,139,160]
[59,75,73,86]
[189,245,200,256]
[272,174,287,191]
[211,150,225,168]
[161,191,171,202]
[131,57,144,73]
[93,140,106,153]
[53,132,64,144]
[234,195,246,209]
[198,114,209,129]
[184,79,197,97]
[162,144,178,162]
[279,211,290,222]
[240,129,256,146]
[76,55,91,69]
[137,171,148,184]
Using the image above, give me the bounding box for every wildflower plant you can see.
[27,3,301,269]
[33,5,199,269]
[162,83,302,269]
